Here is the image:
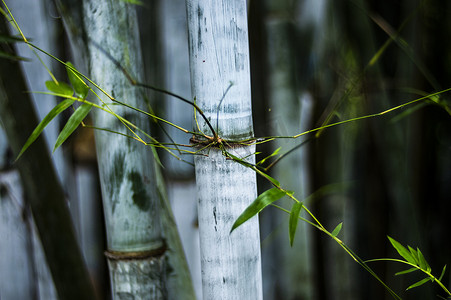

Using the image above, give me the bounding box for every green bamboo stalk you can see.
[186,0,263,298]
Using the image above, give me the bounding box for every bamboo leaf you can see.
[0,50,29,61]
[66,62,89,99]
[0,33,25,43]
[45,80,73,97]
[16,99,75,160]
[151,145,164,169]
[388,236,417,265]
[253,168,280,186]
[406,277,431,291]
[417,248,431,272]
[257,147,280,165]
[407,246,419,265]
[230,188,287,233]
[53,103,92,152]
[395,267,418,276]
[331,222,343,237]
[260,172,280,186]
[120,0,144,5]
[288,201,303,247]
[438,265,447,281]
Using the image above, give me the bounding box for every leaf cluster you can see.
[16,62,91,159]
[365,236,451,298]
[387,236,449,295]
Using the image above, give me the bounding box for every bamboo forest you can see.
[0,0,450,299]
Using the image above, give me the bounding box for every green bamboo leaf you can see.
[406,277,431,291]
[16,99,75,160]
[151,145,164,169]
[66,62,89,99]
[438,265,447,281]
[417,248,431,272]
[395,267,418,276]
[253,167,280,186]
[331,222,343,237]
[288,201,303,247]
[407,246,419,265]
[53,103,92,152]
[0,50,29,61]
[120,0,144,5]
[45,80,73,97]
[263,173,280,186]
[230,188,287,233]
[388,236,417,264]
[257,147,280,165]
[0,33,26,43]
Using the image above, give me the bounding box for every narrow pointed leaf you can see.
[16,99,75,160]
[406,277,431,291]
[438,265,447,281]
[255,170,280,186]
[45,80,73,97]
[395,267,418,276]
[388,236,417,264]
[288,201,303,246]
[407,246,419,265]
[257,147,280,165]
[66,62,89,99]
[120,0,144,5]
[417,248,431,272]
[0,33,25,43]
[331,222,343,237]
[151,145,164,169]
[0,50,29,61]
[53,103,92,152]
[231,188,287,233]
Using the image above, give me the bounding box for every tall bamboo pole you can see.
[186,0,263,299]
[81,1,194,298]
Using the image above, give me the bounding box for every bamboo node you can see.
[190,135,255,149]
[104,245,167,261]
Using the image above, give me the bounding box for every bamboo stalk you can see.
[82,1,165,298]
[186,0,263,298]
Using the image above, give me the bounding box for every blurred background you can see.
[0,0,450,299]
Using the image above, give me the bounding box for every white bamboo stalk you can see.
[83,0,162,251]
[82,1,165,298]
[186,0,254,140]
[194,146,262,299]
[186,0,263,298]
